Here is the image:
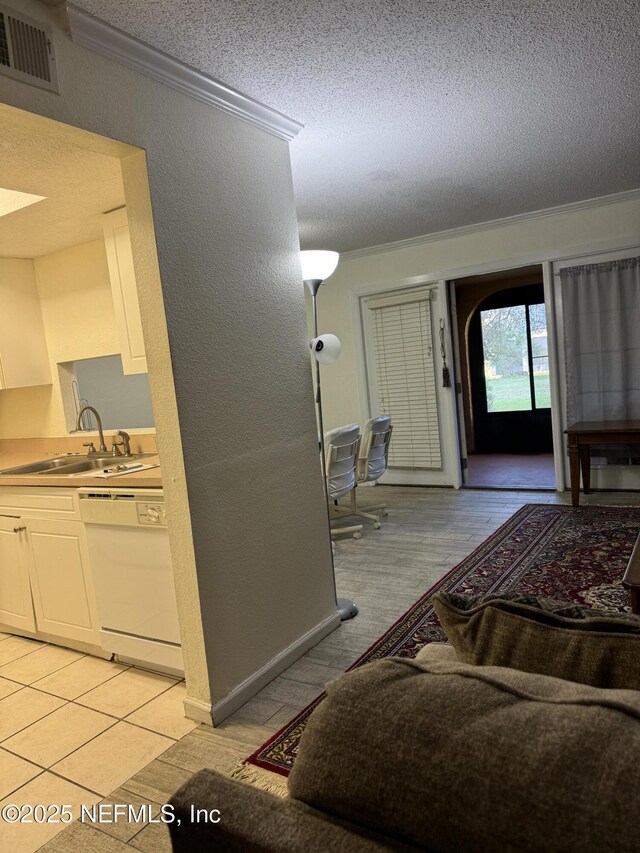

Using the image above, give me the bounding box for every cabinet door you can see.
[103,208,148,375]
[0,516,36,632]
[26,519,100,645]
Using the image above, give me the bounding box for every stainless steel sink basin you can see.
[0,453,153,476]
[0,455,86,475]
[40,458,121,475]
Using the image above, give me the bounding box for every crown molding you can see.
[64,3,303,142]
[342,188,640,260]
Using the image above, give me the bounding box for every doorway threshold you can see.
[466,452,556,490]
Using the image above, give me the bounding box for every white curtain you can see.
[561,257,640,424]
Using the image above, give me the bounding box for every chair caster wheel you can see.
[382,510,389,517]
[353,532,362,540]
[373,522,381,530]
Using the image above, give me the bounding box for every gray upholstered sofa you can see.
[168,642,640,852]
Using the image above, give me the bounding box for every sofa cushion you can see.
[415,641,458,664]
[169,768,405,852]
[288,656,640,853]
[432,592,640,689]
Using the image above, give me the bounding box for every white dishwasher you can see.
[78,487,183,676]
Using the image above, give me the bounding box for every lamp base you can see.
[337,597,359,621]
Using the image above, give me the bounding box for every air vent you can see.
[0,3,59,93]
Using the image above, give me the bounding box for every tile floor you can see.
[0,641,196,852]
[3,485,640,851]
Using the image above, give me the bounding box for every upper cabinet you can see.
[103,208,148,375]
[0,259,51,390]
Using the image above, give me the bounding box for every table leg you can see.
[631,589,640,615]
[568,442,580,506]
[579,445,591,494]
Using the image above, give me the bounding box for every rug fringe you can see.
[229,761,289,798]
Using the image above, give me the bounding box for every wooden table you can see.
[564,420,640,506]
[622,534,640,615]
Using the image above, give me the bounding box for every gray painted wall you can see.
[2,1,337,711]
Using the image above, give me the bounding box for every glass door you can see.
[469,284,553,453]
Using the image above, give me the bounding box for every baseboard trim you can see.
[183,695,214,726]
[211,611,341,724]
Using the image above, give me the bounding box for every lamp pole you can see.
[305,277,358,621]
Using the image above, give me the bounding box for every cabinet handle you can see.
[13,525,26,533]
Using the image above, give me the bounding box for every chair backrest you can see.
[324,423,361,501]
[357,415,392,483]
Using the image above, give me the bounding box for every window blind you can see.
[366,293,442,470]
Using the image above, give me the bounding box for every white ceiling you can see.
[55,1,640,252]
[0,105,125,258]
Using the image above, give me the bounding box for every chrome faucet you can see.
[76,406,108,454]
[112,430,131,456]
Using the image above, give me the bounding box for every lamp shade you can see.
[310,333,341,364]
[300,250,339,283]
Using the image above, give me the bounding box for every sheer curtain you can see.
[561,257,640,424]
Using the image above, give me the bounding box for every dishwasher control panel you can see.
[137,502,167,526]
[77,489,167,528]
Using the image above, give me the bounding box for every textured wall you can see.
[1,1,336,713]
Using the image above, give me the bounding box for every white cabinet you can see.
[103,208,148,375]
[0,516,36,632]
[26,518,100,646]
[0,489,100,648]
[0,259,51,389]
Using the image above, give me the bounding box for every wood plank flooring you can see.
[40,485,640,851]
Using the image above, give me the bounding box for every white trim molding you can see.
[343,189,640,259]
[210,611,340,725]
[182,695,214,727]
[64,3,303,142]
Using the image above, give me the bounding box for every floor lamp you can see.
[301,250,358,621]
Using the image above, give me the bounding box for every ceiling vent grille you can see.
[0,4,59,93]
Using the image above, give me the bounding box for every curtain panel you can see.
[560,257,640,429]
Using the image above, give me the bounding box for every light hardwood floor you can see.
[34,485,640,851]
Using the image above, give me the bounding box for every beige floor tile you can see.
[0,687,65,740]
[77,668,177,718]
[0,632,10,641]
[3,702,115,767]
[0,676,23,700]
[125,682,197,740]
[0,636,43,667]
[51,721,173,796]
[0,748,41,799]
[33,655,128,700]
[0,645,85,686]
[0,772,100,853]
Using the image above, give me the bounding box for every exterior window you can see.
[480,302,551,413]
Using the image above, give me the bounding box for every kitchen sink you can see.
[0,453,153,476]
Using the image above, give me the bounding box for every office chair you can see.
[333,415,392,528]
[324,423,363,540]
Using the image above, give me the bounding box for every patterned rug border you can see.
[246,502,640,777]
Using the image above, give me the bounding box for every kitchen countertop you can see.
[0,450,162,488]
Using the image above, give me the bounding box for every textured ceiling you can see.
[0,106,124,258]
[72,1,640,251]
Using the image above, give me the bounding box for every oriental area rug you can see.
[241,503,640,783]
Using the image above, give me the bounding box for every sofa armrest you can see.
[168,768,403,852]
